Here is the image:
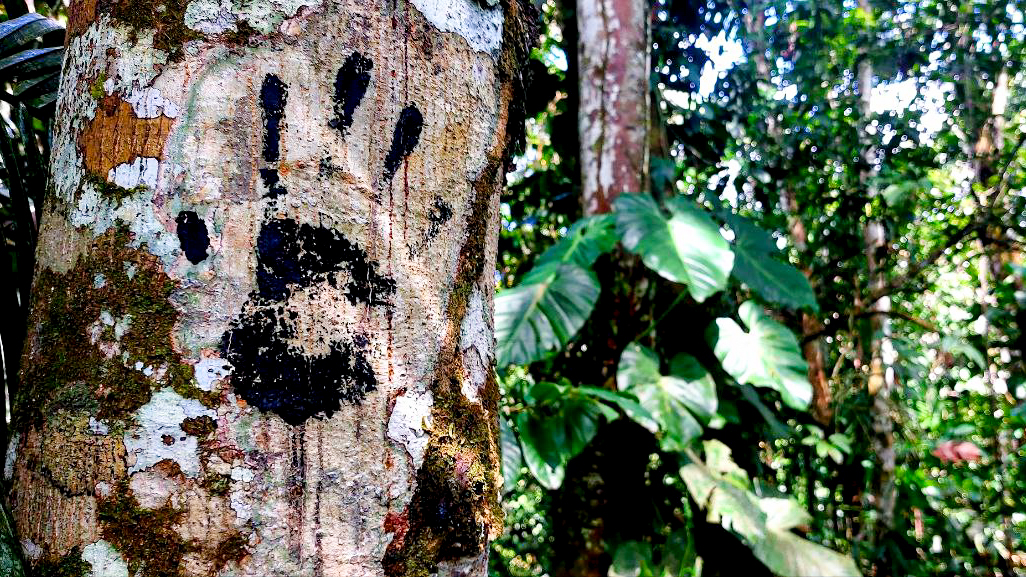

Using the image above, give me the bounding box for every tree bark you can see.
[7,1,532,575]
[577,0,649,214]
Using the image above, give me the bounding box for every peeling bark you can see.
[577,0,649,215]
[9,1,532,575]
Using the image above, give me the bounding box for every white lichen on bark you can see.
[82,540,130,577]
[123,389,216,478]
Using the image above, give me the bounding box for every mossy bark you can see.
[9,1,532,575]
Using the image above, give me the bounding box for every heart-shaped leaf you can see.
[712,301,812,410]
[614,194,734,302]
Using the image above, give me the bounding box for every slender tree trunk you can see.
[856,0,896,570]
[971,63,1016,577]
[744,2,832,424]
[577,0,649,214]
[7,1,532,575]
[549,3,649,575]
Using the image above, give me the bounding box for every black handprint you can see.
[220,63,415,426]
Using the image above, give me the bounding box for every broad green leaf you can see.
[618,343,717,451]
[495,262,600,366]
[535,214,617,269]
[682,440,861,577]
[516,410,566,469]
[723,213,818,311]
[614,194,734,302]
[514,393,612,490]
[712,301,812,410]
[495,215,617,367]
[576,385,657,430]
[500,418,523,492]
[615,342,662,391]
[516,413,565,490]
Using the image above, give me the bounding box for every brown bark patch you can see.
[67,0,98,40]
[79,95,173,180]
[36,414,128,496]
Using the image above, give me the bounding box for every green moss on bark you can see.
[35,547,90,577]
[98,0,201,60]
[97,481,197,577]
[82,173,147,205]
[180,415,216,438]
[210,531,248,572]
[382,152,504,576]
[16,226,215,432]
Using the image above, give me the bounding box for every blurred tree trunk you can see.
[551,2,649,575]
[7,1,532,575]
[857,0,897,570]
[577,0,649,214]
[971,61,1017,577]
[743,1,832,426]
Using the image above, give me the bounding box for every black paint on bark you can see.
[329,52,373,137]
[260,74,287,163]
[175,210,209,264]
[382,105,423,181]
[259,168,287,198]
[222,218,395,425]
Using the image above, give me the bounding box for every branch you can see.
[863,220,977,310]
[989,130,1026,209]
[802,308,940,344]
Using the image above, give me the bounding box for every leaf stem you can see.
[637,291,687,340]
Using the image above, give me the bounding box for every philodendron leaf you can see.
[515,382,614,490]
[614,194,734,302]
[495,262,599,366]
[500,418,523,492]
[617,343,717,451]
[723,213,818,312]
[495,215,616,367]
[681,440,861,577]
[712,301,812,410]
[516,411,565,490]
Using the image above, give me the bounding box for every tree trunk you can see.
[7,1,533,576]
[548,3,649,575]
[856,0,896,569]
[743,1,832,425]
[577,0,649,214]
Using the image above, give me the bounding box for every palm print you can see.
[220,54,422,426]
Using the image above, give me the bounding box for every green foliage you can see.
[514,380,619,489]
[495,215,615,366]
[722,212,818,311]
[712,301,812,410]
[0,13,63,109]
[614,193,734,302]
[681,440,861,577]
[617,344,717,452]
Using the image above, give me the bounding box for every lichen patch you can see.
[82,539,130,577]
[124,388,216,478]
[410,0,504,54]
[387,389,434,468]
